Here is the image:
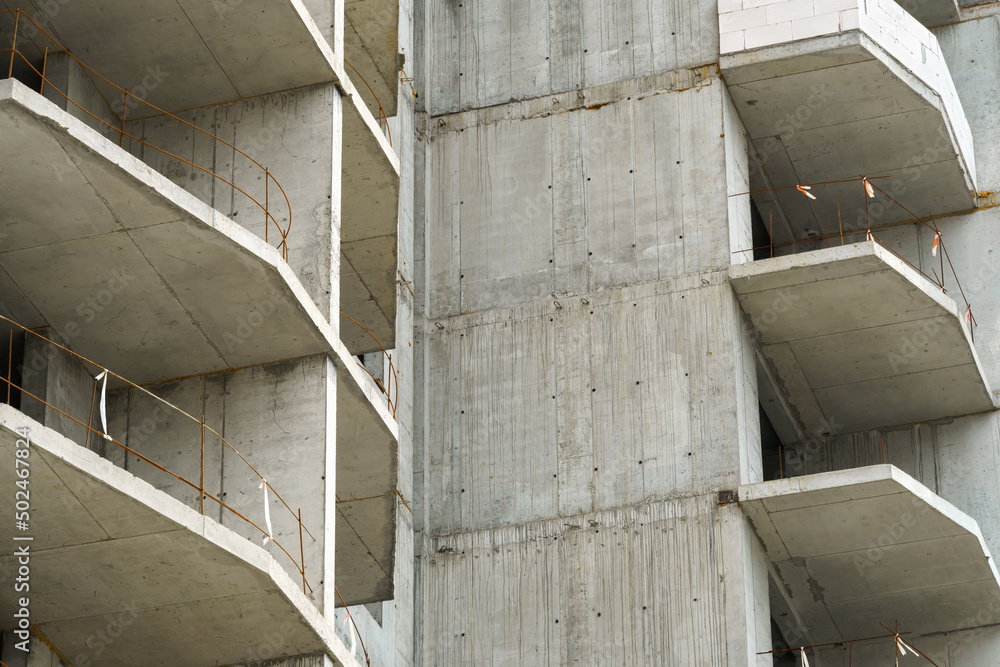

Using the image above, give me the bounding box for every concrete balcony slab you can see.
[0,404,362,667]
[739,464,1000,642]
[731,242,996,435]
[340,78,400,354]
[0,0,335,114]
[0,81,400,599]
[720,0,976,240]
[334,337,398,605]
[346,0,401,118]
[0,78,334,386]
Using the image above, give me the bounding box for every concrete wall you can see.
[125,84,341,321]
[104,354,335,614]
[414,0,768,656]
[20,327,97,450]
[422,0,721,116]
[41,52,119,142]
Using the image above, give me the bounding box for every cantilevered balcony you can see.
[740,465,1000,644]
[0,78,398,605]
[731,241,996,437]
[719,0,976,239]
[0,405,364,667]
[0,3,400,354]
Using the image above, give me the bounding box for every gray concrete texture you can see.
[0,0,337,114]
[741,464,1000,642]
[413,1,1000,665]
[731,241,995,436]
[0,404,363,667]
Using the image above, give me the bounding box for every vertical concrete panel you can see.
[218,356,330,611]
[421,498,769,664]
[425,0,720,115]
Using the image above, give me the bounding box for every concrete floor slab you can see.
[0,78,334,385]
[341,89,400,354]
[346,0,401,118]
[0,0,336,115]
[723,31,976,241]
[335,362,398,605]
[731,241,996,435]
[0,404,362,667]
[740,465,1000,641]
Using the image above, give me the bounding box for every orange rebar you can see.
[0,9,292,258]
[335,586,371,667]
[0,314,316,572]
[342,311,399,419]
[345,58,392,147]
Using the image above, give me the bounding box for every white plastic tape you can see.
[259,479,273,545]
[800,648,810,667]
[94,370,111,441]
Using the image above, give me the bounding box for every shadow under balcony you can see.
[731,241,996,437]
[719,0,976,239]
[741,464,1000,644]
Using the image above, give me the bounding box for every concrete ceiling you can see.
[0,0,335,116]
[740,464,1000,642]
[907,0,961,28]
[0,404,361,667]
[341,91,400,355]
[0,79,334,386]
[345,0,401,119]
[335,361,398,605]
[723,37,976,244]
[731,242,996,436]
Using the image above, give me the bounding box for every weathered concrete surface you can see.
[418,496,770,665]
[740,464,1000,641]
[346,0,401,118]
[0,79,333,385]
[423,69,732,319]
[414,43,769,660]
[421,0,722,116]
[723,25,976,240]
[341,86,401,353]
[904,0,962,28]
[0,0,337,114]
[0,404,363,667]
[731,241,996,435]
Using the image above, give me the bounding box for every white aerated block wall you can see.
[718,0,860,53]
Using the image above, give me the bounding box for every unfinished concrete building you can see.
[6,0,1000,666]
[411,0,1000,665]
[0,0,414,665]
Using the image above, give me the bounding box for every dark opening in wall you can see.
[751,198,773,261]
[0,327,24,410]
[760,404,784,481]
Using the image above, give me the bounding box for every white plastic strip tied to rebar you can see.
[800,647,809,667]
[259,479,273,545]
[344,612,357,658]
[94,370,111,441]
